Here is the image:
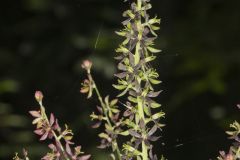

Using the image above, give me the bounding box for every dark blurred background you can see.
[0,0,240,159]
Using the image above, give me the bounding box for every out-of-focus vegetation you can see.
[0,0,240,159]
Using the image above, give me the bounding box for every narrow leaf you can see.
[152,112,165,120]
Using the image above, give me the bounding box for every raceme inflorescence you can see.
[81,0,165,159]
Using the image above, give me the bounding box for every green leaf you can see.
[149,78,162,84]
[142,87,149,97]
[118,79,128,85]
[148,16,161,25]
[150,102,161,108]
[119,130,129,136]
[123,38,130,45]
[145,56,156,63]
[115,31,126,37]
[104,96,109,105]
[112,84,126,90]
[123,144,141,156]
[116,45,129,53]
[105,123,113,131]
[151,25,160,30]
[124,119,136,128]
[147,46,161,53]
[152,112,165,120]
[144,106,151,116]
[108,111,113,119]
[111,108,120,113]
[123,10,135,19]
[142,3,152,10]
[148,25,158,36]
[156,122,166,128]
[110,99,118,106]
[98,133,110,140]
[117,85,130,97]
[128,96,137,103]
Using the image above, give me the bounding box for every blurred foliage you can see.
[0,0,240,159]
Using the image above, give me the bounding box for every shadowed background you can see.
[0,0,240,159]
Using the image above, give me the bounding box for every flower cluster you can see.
[28,91,91,160]
[217,105,240,160]
[113,0,164,159]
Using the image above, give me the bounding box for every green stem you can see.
[137,97,148,160]
[136,0,149,159]
[87,73,122,160]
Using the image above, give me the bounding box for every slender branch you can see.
[87,72,122,160]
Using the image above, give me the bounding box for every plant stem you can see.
[87,73,122,160]
[135,0,149,159]
[137,97,148,160]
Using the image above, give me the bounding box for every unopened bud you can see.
[35,91,43,103]
[81,60,92,73]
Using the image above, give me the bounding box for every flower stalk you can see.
[81,60,122,159]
